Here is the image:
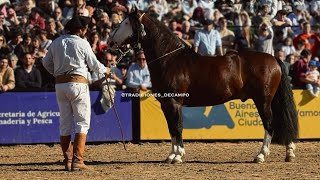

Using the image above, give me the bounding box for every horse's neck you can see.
[141,21,182,62]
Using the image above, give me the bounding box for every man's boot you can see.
[71,133,90,171]
[60,135,73,171]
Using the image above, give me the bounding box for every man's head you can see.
[65,16,91,38]
[0,56,9,69]
[136,50,147,69]
[23,53,35,66]
[202,19,214,31]
[300,49,312,62]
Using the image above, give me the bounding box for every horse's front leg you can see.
[160,99,185,164]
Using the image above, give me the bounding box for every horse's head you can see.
[108,8,146,49]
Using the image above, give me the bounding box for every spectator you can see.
[279,37,296,57]
[181,0,198,18]
[215,0,234,20]
[305,60,320,97]
[10,31,23,55]
[52,7,65,30]
[0,12,11,40]
[14,53,42,89]
[5,6,20,30]
[194,19,222,56]
[254,21,274,55]
[198,0,215,19]
[181,20,193,41]
[91,49,123,89]
[252,4,272,27]
[169,19,182,38]
[293,21,320,58]
[46,18,61,40]
[190,7,205,30]
[291,49,314,88]
[15,33,33,61]
[271,10,294,45]
[0,34,11,56]
[126,49,152,92]
[295,39,307,56]
[218,17,235,55]
[39,30,52,50]
[0,56,15,92]
[8,54,20,70]
[287,5,306,37]
[29,7,46,30]
[18,15,32,34]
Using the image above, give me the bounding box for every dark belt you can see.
[55,74,88,84]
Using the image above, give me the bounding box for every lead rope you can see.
[105,76,127,151]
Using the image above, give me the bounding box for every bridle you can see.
[110,11,185,65]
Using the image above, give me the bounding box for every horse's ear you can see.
[131,5,138,14]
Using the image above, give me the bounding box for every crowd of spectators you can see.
[0,0,319,94]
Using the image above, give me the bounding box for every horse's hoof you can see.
[285,156,295,162]
[171,158,183,164]
[253,157,265,163]
[253,154,265,163]
[164,158,173,164]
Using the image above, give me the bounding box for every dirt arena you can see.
[0,141,319,179]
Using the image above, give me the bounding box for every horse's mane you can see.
[129,12,196,60]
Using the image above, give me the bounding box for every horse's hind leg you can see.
[254,98,273,163]
[285,142,296,162]
[160,99,185,164]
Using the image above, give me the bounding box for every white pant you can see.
[55,82,91,136]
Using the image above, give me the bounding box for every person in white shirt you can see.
[42,16,110,171]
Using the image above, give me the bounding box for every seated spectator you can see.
[279,37,296,57]
[8,54,20,70]
[0,56,15,92]
[91,49,123,89]
[218,17,235,55]
[29,7,46,30]
[305,60,320,97]
[291,49,316,89]
[194,19,222,56]
[293,21,320,58]
[14,33,33,61]
[39,30,52,50]
[14,53,42,89]
[0,34,11,57]
[181,0,198,18]
[46,18,61,40]
[126,50,152,92]
[5,6,20,31]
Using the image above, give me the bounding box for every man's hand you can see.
[104,67,111,77]
[139,84,147,91]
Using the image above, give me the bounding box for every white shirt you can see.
[42,34,107,78]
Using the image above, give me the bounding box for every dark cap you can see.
[65,16,91,32]
[202,19,214,26]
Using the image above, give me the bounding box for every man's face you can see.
[23,54,34,66]
[137,54,146,68]
[80,25,88,38]
[0,59,8,69]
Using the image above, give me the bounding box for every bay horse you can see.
[108,9,298,164]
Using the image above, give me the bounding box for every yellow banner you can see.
[140,90,320,140]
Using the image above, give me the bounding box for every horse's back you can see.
[183,50,281,106]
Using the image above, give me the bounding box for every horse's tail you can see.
[271,58,299,145]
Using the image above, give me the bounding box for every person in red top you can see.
[293,21,320,58]
[291,49,320,88]
[29,7,46,30]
